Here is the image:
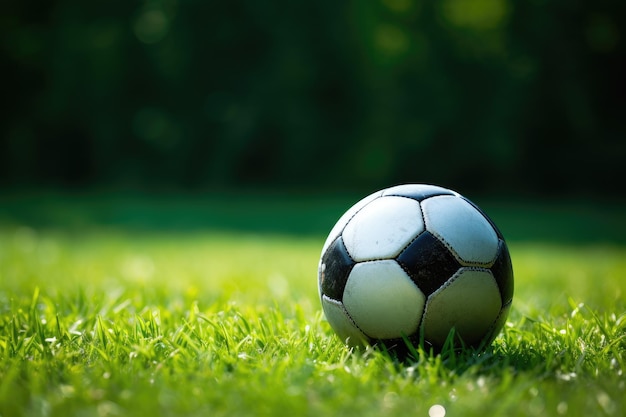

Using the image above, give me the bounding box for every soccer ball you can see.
[318,184,514,351]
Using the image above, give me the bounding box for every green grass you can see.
[1,194,625,417]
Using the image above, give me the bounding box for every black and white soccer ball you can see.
[318,184,514,351]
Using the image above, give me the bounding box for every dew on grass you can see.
[448,388,458,401]
[556,371,577,381]
[69,319,84,336]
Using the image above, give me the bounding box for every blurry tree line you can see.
[1,0,624,196]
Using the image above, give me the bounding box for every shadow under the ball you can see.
[372,333,546,377]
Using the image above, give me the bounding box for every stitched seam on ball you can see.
[461,196,506,240]
[429,266,491,296]
[396,260,413,280]
[494,238,508,270]
[423,221,496,268]
[383,195,430,258]
[395,232,427,278]
[343,193,425,262]
[353,257,398,264]
[338,193,385,260]
[420,197,497,267]
[384,191,452,202]
[332,235,356,263]
[419,266,492,336]
[323,294,371,341]
[349,195,424,262]
[340,192,384,237]
[481,298,512,345]
[390,196,428,258]
[394,202,428,277]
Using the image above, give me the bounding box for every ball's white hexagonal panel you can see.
[343,196,424,262]
[320,191,383,256]
[421,195,498,265]
[343,260,425,339]
[321,295,369,347]
[422,268,501,347]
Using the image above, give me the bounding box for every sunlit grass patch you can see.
[1,222,625,417]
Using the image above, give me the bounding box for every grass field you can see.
[1,192,625,417]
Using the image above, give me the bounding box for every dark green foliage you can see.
[1,1,625,194]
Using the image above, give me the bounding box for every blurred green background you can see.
[2,0,625,200]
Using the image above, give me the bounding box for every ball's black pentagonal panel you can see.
[319,236,355,301]
[382,184,456,202]
[490,240,514,304]
[397,231,462,297]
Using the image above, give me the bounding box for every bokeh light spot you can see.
[132,107,182,151]
[382,0,413,13]
[441,0,509,30]
[374,24,410,56]
[134,9,170,44]
[429,404,446,417]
